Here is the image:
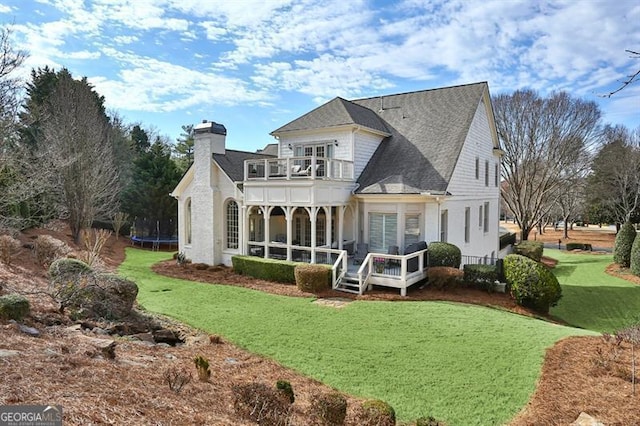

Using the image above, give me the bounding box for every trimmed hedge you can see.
[294,264,331,293]
[49,258,92,278]
[614,221,637,268]
[503,254,562,314]
[463,264,498,292]
[427,266,463,290]
[0,293,30,321]
[565,242,592,251]
[630,233,640,277]
[359,399,396,426]
[513,241,544,262]
[427,242,461,268]
[232,256,305,284]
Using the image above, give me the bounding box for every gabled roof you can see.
[213,149,275,183]
[354,82,490,194]
[271,97,390,136]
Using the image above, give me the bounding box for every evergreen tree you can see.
[130,124,150,153]
[174,124,194,173]
[121,139,180,237]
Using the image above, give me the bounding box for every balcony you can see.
[244,156,354,181]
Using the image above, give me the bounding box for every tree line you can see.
[0,27,195,242]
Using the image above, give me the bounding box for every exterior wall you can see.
[353,131,384,180]
[444,99,501,259]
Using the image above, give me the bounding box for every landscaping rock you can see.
[153,328,182,345]
[77,334,116,359]
[10,320,40,337]
[571,412,605,426]
[0,349,20,358]
[130,332,155,343]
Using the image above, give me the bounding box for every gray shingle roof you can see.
[213,149,274,183]
[354,82,488,194]
[271,97,390,135]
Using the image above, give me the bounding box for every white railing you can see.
[357,249,429,296]
[331,250,349,289]
[244,156,354,181]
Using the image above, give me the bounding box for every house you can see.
[170,82,502,295]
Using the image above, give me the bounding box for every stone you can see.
[77,334,116,359]
[65,324,83,333]
[164,353,177,360]
[571,412,605,426]
[153,328,181,345]
[0,349,20,358]
[130,332,155,343]
[15,322,40,337]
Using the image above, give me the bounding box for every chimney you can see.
[194,119,226,156]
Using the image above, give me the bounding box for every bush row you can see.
[566,242,592,251]
[513,241,544,262]
[231,255,303,284]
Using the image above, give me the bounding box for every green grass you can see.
[120,248,594,425]
[547,248,640,333]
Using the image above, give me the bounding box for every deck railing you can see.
[244,156,354,181]
[356,249,428,296]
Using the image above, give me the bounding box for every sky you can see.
[1,0,639,152]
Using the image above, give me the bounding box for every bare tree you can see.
[588,125,640,224]
[39,70,120,242]
[603,50,640,97]
[555,176,587,238]
[493,90,601,240]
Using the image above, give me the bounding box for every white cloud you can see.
[0,5,13,13]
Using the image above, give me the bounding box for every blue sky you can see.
[1,0,639,152]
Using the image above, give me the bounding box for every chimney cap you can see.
[194,120,227,136]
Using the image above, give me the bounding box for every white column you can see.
[338,205,344,251]
[326,206,332,248]
[310,206,317,263]
[263,205,269,259]
[286,206,293,261]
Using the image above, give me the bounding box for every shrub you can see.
[614,221,637,268]
[310,391,347,425]
[276,380,295,404]
[357,399,396,426]
[503,254,562,314]
[49,258,92,279]
[427,242,461,268]
[294,264,331,293]
[232,255,303,283]
[232,382,292,425]
[463,264,498,292]
[513,241,544,262]
[0,294,30,321]
[630,233,640,277]
[34,235,70,267]
[193,355,211,382]
[427,267,463,290]
[163,365,191,394]
[0,235,21,266]
[566,242,592,251]
[416,416,446,426]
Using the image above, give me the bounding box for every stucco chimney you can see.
[194,119,226,156]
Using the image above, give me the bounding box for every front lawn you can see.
[119,249,594,425]
[547,249,640,333]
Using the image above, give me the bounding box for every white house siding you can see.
[276,129,353,162]
[444,100,500,259]
[353,131,384,180]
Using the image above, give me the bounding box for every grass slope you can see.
[548,249,640,333]
[120,249,594,425]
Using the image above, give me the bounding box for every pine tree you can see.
[174,124,195,173]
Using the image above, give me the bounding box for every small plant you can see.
[617,323,640,395]
[630,233,640,277]
[33,235,70,267]
[81,228,112,267]
[0,293,30,320]
[209,334,222,344]
[427,266,463,290]
[0,235,21,266]
[193,355,211,382]
[294,263,331,293]
[276,380,295,404]
[416,416,446,426]
[176,252,187,266]
[592,333,623,372]
[232,382,292,425]
[427,242,461,268]
[357,399,396,426]
[310,391,347,425]
[463,264,498,292]
[503,254,562,313]
[163,365,192,393]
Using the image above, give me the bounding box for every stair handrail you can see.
[331,249,348,289]
[356,253,374,295]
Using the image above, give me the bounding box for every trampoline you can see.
[130,235,178,251]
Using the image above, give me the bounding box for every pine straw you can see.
[0,321,370,425]
[510,336,640,425]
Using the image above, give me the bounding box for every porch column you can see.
[338,205,345,250]
[310,206,318,263]
[240,205,247,255]
[325,206,332,248]
[263,205,269,259]
[286,206,293,261]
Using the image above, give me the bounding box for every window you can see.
[478,205,483,228]
[494,163,499,187]
[316,212,326,246]
[404,214,420,247]
[226,200,239,249]
[475,157,479,179]
[249,210,264,242]
[185,198,192,245]
[485,160,489,186]
[440,210,448,242]
[369,213,397,252]
[464,207,470,243]
[483,202,490,233]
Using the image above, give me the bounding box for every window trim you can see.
[464,207,470,243]
[483,202,490,233]
[225,199,239,250]
[484,160,489,187]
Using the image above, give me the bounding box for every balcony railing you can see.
[244,156,354,181]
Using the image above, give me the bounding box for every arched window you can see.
[226,200,239,249]
[185,198,192,244]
